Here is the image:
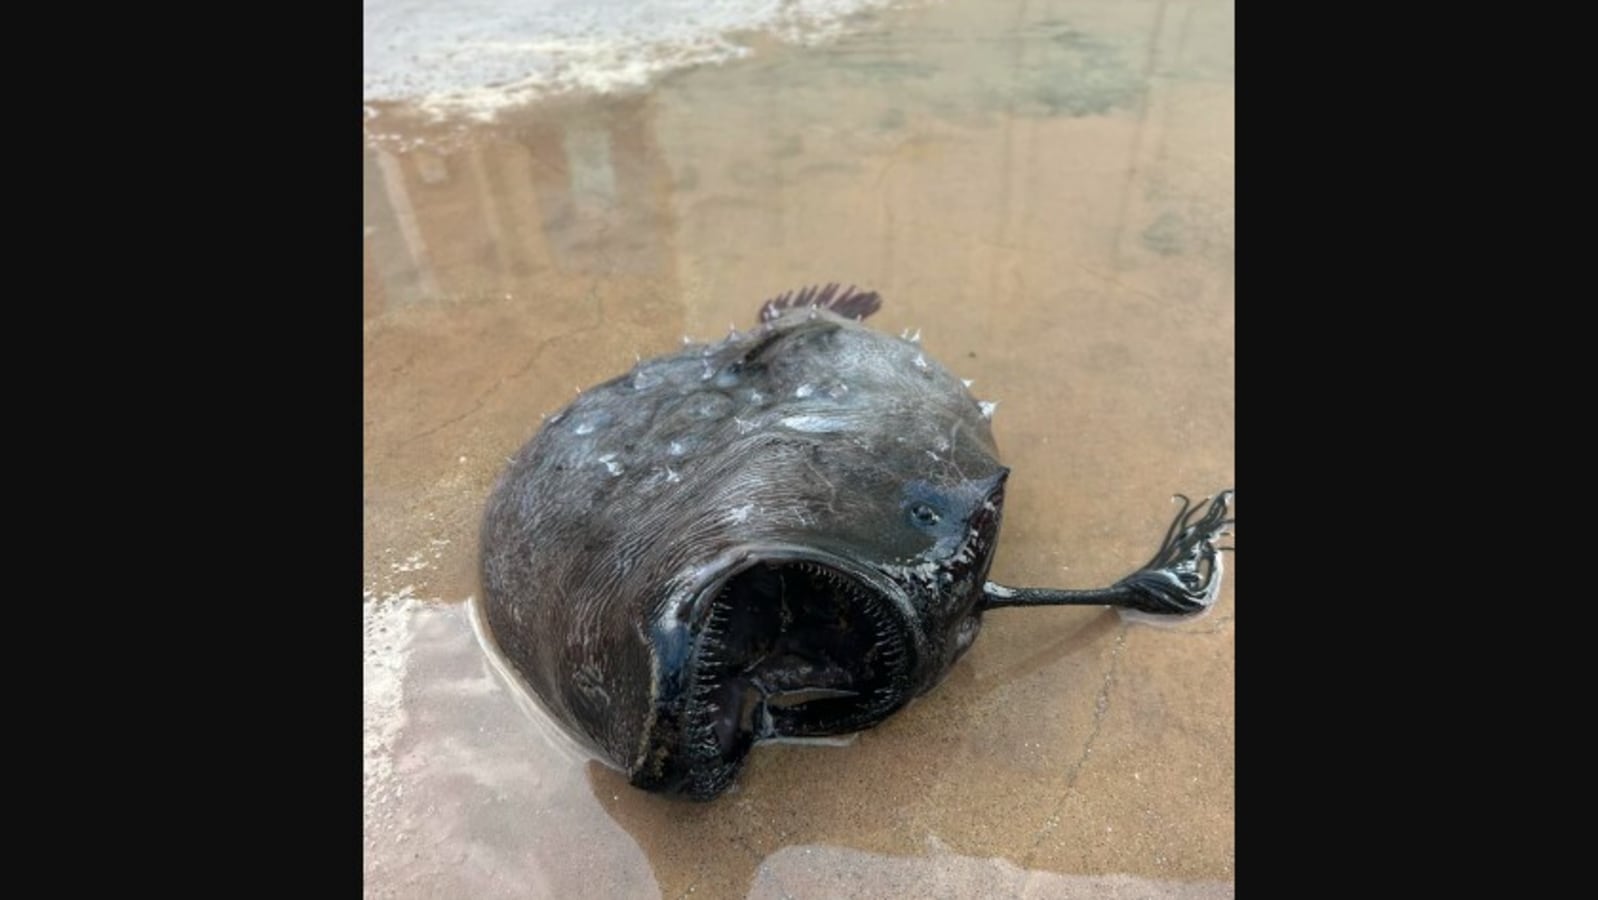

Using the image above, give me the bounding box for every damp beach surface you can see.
[363,0,1234,895]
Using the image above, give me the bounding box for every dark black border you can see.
[1232,1,1447,890]
[96,10,359,887]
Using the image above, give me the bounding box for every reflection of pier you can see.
[363,95,679,315]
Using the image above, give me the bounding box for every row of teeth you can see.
[683,562,909,752]
[782,563,908,720]
[683,576,744,758]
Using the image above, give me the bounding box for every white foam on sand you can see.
[364,0,909,119]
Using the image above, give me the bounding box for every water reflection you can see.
[364,93,680,314]
[363,601,660,899]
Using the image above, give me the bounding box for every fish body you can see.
[481,285,1231,800]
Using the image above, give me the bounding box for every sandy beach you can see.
[364,0,1234,895]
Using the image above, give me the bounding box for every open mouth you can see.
[679,558,913,797]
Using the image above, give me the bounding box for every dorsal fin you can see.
[758,283,882,325]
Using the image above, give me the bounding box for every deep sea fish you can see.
[480,284,1233,800]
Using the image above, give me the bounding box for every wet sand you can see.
[364,0,1234,896]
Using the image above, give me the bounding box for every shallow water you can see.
[364,0,1234,895]
[364,0,903,116]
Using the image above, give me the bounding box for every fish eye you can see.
[909,503,941,527]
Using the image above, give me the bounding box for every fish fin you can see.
[758,283,882,324]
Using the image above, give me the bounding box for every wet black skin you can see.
[480,285,1234,800]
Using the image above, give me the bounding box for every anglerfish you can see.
[480,284,1233,800]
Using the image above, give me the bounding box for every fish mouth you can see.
[676,553,915,799]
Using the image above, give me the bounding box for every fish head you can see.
[636,431,1009,800]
